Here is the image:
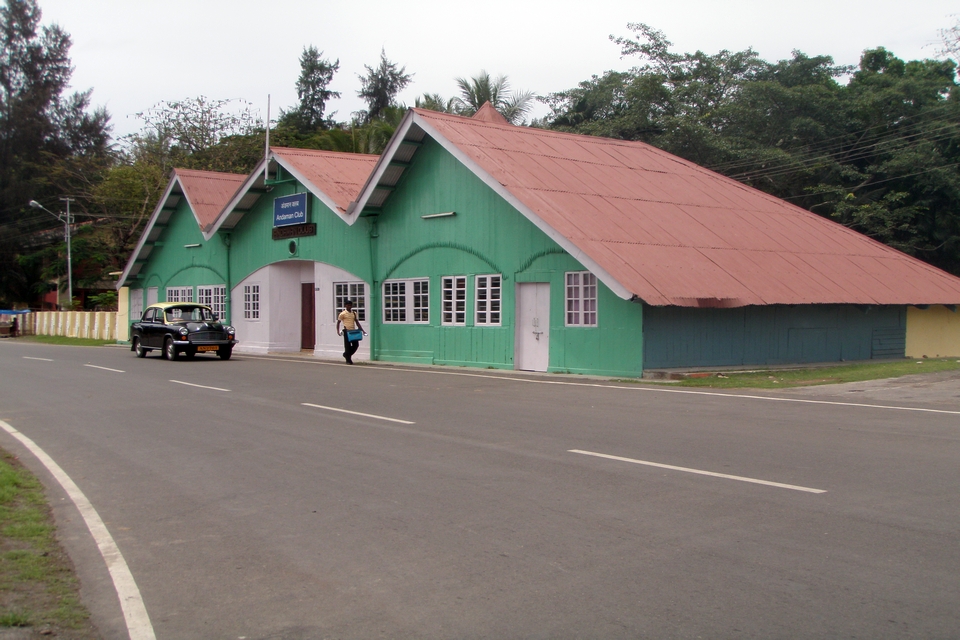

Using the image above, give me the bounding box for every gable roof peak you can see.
[472,101,510,125]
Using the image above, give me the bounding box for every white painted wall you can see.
[314,262,370,361]
[233,260,370,359]
[269,261,303,352]
[233,267,270,354]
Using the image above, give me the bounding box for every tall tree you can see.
[939,16,960,69]
[122,96,262,174]
[0,0,110,306]
[827,49,960,271]
[279,46,340,133]
[453,71,535,124]
[356,48,411,123]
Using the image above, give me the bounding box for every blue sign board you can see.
[273,193,308,227]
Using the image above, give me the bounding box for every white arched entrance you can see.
[232,260,370,361]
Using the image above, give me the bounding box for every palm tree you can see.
[453,71,535,124]
[414,93,457,114]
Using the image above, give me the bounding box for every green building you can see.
[118,105,960,374]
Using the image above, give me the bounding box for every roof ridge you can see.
[174,167,247,179]
[271,146,379,159]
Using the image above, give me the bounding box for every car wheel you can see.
[134,337,147,358]
[218,346,232,360]
[163,337,179,361]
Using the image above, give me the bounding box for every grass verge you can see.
[668,358,960,389]
[0,449,97,637]
[14,335,114,347]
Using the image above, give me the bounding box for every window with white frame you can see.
[383,278,429,323]
[475,275,502,326]
[334,282,366,321]
[166,286,194,303]
[130,289,144,320]
[243,284,260,320]
[413,279,429,323]
[442,276,467,325]
[197,285,226,318]
[383,281,405,322]
[565,271,597,326]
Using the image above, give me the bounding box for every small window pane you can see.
[565,271,597,327]
[475,274,502,326]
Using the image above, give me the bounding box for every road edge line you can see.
[0,418,157,640]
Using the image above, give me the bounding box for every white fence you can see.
[27,311,119,341]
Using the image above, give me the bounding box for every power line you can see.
[779,161,960,202]
[704,100,960,174]
[715,119,960,182]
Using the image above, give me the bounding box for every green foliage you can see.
[122,95,262,172]
[356,48,412,123]
[0,609,31,627]
[543,23,960,275]
[279,46,340,133]
[453,71,535,124]
[87,289,116,310]
[0,451,92,631]
[415,92,457,113]
[0,0,110,307]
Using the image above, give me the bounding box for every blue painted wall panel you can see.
[643,304,906,369]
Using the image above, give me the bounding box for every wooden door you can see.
[301,282,315,350]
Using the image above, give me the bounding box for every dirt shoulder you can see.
[0,451,99,639]
[764,368,960,409]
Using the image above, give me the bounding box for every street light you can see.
[29,198,74,309]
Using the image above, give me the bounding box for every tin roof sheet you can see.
[413,109,960,306]
[272,148,378,212]
[175,169,247,231]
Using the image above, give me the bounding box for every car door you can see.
[133,308,149,347]
[142,308,160,347]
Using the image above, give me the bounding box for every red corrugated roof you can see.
[174,169,246,231]
[472,101,510,125]
[413,109,960,306]
[272,148,378,212]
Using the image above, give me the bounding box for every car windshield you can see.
[165,306,214,323]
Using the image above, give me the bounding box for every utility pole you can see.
[60,197,74,307]
[28,199,74,309]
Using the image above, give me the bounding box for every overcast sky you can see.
[38,0,959,140]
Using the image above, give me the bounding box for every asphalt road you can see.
[1,340,958,639]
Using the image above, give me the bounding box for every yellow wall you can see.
[906,305,960,358]
[116,287,129,342]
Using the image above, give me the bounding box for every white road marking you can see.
[169,380,231,392]
[22,356,53,361]
[302,402,415,424]
[569,449,827,494]
[85,364,125,373]
[385,371,960,416]
[239,356,960,416]
[0,419,157,640]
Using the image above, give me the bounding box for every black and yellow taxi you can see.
[131,302,237,360]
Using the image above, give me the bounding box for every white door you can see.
[146,287,158,306]
[515,282,550,371]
